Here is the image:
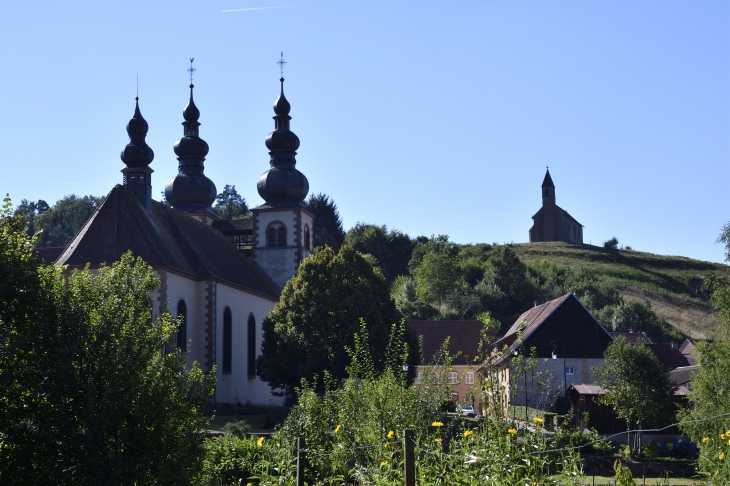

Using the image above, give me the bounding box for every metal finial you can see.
[277,52,287,77]
[188,58,196,84]
[136,74,139,100]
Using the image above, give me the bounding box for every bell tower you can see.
[251,56,314,290]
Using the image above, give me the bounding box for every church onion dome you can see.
[165,81,217,213]
[256,77,309,207]
[120,97,154,168]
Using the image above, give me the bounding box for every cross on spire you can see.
[277,52,287,77]
[188,58,196,84]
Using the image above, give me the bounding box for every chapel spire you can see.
[121,96,154,211]
[256,58,309,208]
[541,168,555,205]
[164,59,217,222]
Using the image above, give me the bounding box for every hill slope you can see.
[511,242,730,339]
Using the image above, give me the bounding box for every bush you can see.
[604,237,619,250]
[222,420,251,438]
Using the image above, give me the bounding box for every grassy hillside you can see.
[511,242,730,339]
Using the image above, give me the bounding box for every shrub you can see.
[222,420,251,438]
[604,237,619,250]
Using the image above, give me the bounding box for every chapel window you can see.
[247,315,256,378]
[176,299,187,352]
[223,308,232,374]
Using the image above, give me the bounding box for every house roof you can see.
[646,344,691,371]
[56,185,279,300]
[407,320,496,365]
[33,247,66,263]
[568,384,606,395]
[492,292,614,364]
[670,365,699,396]
[610,331,653,344]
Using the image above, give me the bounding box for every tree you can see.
[28,194,103,248]
[413,248,460,312]
[305,193,345,252]
[256,245,419,396]
[593,336,676,455]
[213,184,249,220]
[679,222,730,482]
[345,223,413,284]
[0,198,215,484]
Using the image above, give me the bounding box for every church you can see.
[55,70,313,406]
[529,169,583,244]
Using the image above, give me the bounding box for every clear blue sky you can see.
[2,1,728,263]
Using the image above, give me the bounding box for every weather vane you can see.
[277,52,287,78]
[188,58,196,84]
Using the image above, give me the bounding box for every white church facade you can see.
[55,68,312,406]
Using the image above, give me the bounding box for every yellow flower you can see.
[387,430,394,439]
[726,430,730,436]
[508,428,518,436]
[727,439,730,446]
[721,433,726,440]
[533,417,545,424]
[334,425,341,434]
[703,437,710,443]
[432,421,444,427]
[384,442,389,448]
[257,436,265,448]
[463,430,473,438]
[434,438,442,443]
[408,424,415,428]
[720,452,725,460]
[380,461,388,467]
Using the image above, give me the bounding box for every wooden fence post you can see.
[296,436,306,486]
[403,429,415,486]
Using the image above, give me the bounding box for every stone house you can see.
[490,292,614,412]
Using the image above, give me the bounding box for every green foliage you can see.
[593,336,677,455]
[213,184,249,219]
[16,194,103,248]
[613,459,637,485]
[0,199,215,484]
[222,420,252,438]
[391,275,438,320]
[412,236,461,312]
[474,311,501,332]
[256,245,418,396]
[679,221,730,483]
[604,237,619,250]
[595,298,683,343]
[345,223,413,284]
[305,193,345,252]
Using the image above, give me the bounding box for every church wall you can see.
[214,283,283,406]
[161,272,205,369]
[256,209,298,246]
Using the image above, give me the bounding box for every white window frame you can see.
[465,371,475,385]
[449,371,458,384]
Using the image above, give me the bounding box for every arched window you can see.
[304,224,310,251]
[176,300,187,352]
[265,222,287,247]
[247,315,256,377]
[223,308,232,374]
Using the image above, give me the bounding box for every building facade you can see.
[529,169,584,244]
[55,70,311,406]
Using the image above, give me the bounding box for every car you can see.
[458,405,475,416]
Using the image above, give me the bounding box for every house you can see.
[408,320,495,413]
[491,292,614,412]
[54,69,312,406]
[529,169,584,244]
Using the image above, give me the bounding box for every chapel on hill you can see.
[55,67,313,406]
[529,169,583,244]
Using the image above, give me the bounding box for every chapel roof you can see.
[56,185,278,300]
[531,204,583,227]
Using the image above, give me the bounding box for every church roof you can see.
[56,185,279,300]
[541,169,555,188]
[531,204,583,227]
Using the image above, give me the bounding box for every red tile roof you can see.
[407,320,496,365]
[56,185,279,300]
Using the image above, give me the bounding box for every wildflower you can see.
[384,442,389,448]
[432,421,444,427]
[434,438,442,443]
[257,436,265,448]
[463,430,474,438]
[408,424,415,428]
[334,425,341,434]
[508,428,518,436]
[720,452,725,460]
[726,430,730,436]
[533,417,545,424]
[387,430,394,439]
[721,433,726,440]
[703,437,710,443]
[380,461,388,467]
[728,439,730,446]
